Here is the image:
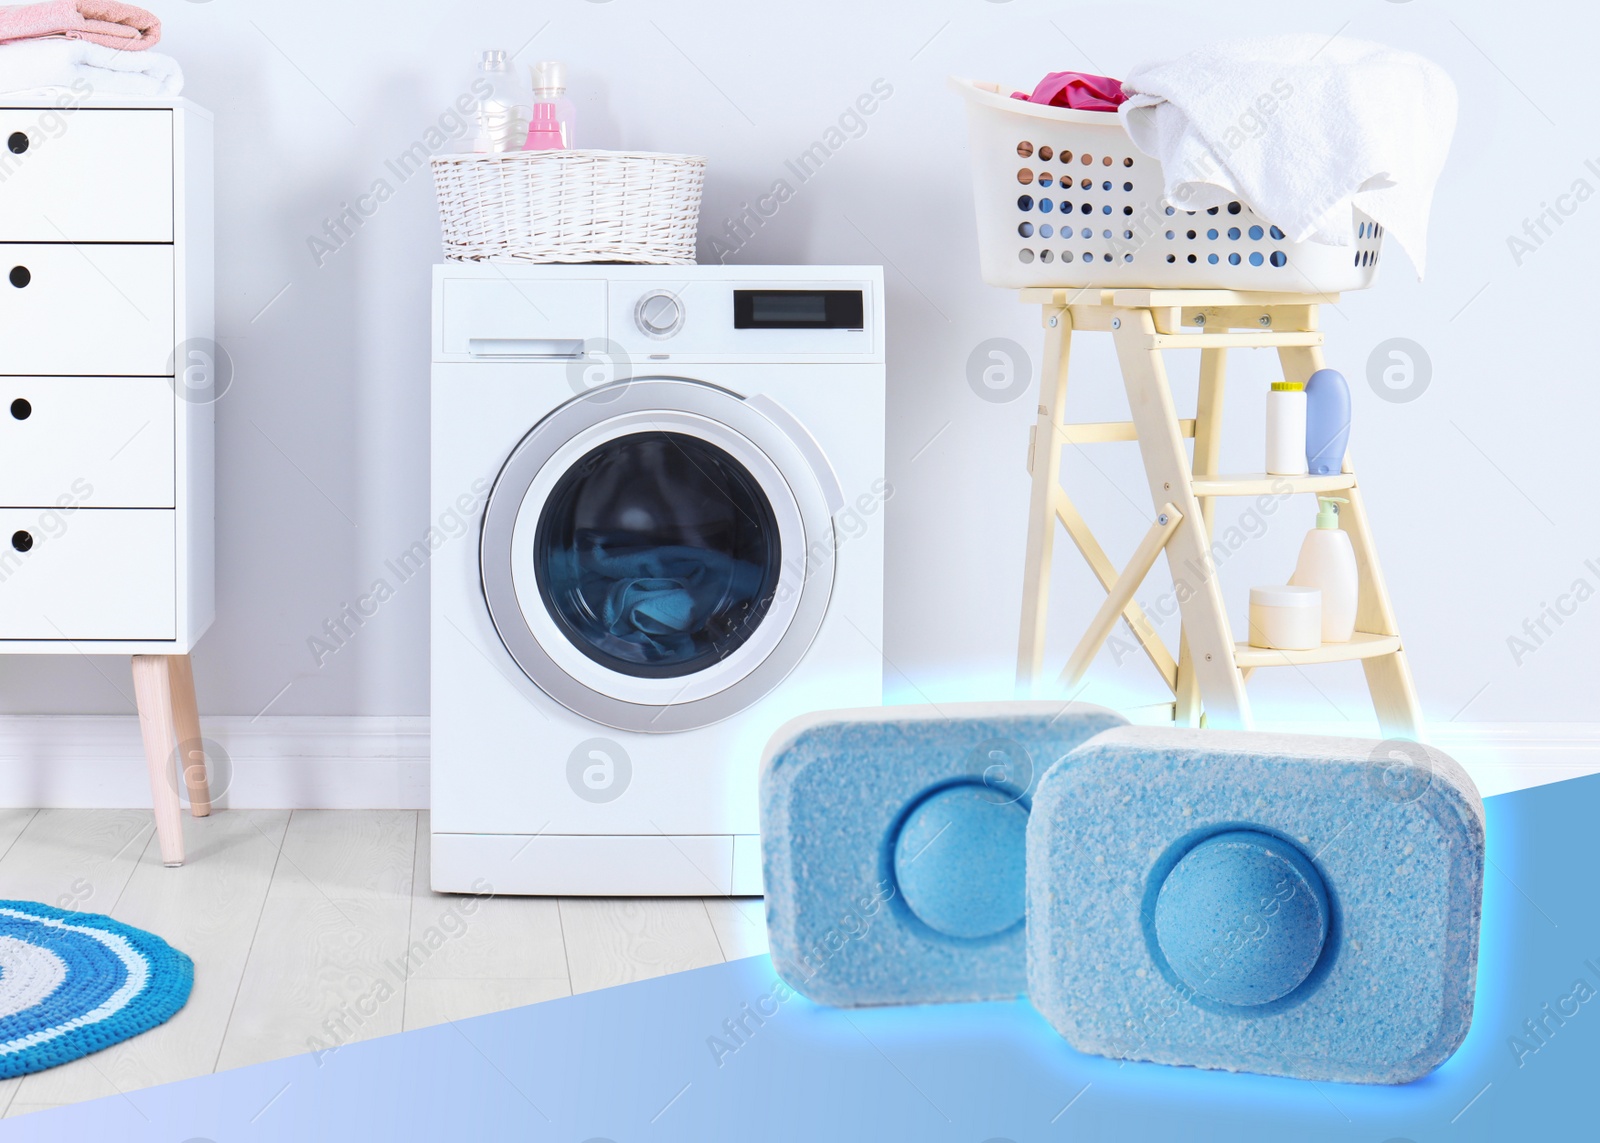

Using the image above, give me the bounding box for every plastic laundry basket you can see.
[953,78,1386,292]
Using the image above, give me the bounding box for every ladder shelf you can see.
[1015,289,1422,738]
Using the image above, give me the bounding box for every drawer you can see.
[0,508,174,640]
[0,109,172,241]
[0,378,174,507]
[440,278,605,355]
[0,244,174,375]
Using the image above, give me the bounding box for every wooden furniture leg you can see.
[1113,309,1251,729]
[1343,483,1424,739]
[167,654,211,816]
[1016,304,1072,695]
[1279,344,1422,739]
[132,655,185,866]
[1174,346,1228,727]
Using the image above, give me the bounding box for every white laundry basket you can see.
[953,78,1386,292]
[430,149,705,264]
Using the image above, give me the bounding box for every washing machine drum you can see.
[536,430,780,678]
[480,378,842,733]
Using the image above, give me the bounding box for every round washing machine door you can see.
[480,377,844,733]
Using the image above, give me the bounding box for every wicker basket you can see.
[430,149,706,264]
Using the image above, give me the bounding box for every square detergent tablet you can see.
[1027,727,1485,1084]
[760,701,1126,1007]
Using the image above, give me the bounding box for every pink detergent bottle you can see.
[523,61,575,150]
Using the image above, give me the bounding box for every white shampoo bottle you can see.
[1290,496,1357,642]
[1265,380,1308,475]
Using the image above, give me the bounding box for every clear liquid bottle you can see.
[472,49,529,153]
[523,60,575,150]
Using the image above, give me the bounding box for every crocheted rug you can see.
[0,900,193,1078]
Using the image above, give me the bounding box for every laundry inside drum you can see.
[533,430,782,678]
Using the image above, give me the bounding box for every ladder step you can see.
[1192,472,1357,497]
[1233,631,1401,669]
[1060,419,1195,444]
[1146,331,1324,349]
[1108,289,1343,308]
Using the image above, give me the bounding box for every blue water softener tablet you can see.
[1027,727,1485,1083]
[760,701,1127,1007]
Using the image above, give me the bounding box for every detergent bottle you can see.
[523,61,576,150]
[1289,496,1357,643]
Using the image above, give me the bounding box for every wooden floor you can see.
[0,809,769,1119]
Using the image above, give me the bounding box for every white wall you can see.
[3,0,1593,732]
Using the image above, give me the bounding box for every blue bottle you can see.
[1304,368,1351,476]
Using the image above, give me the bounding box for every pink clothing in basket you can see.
[0,1,161,51]
[1011,71,1126,113]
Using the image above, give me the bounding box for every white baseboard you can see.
[1128,710,1600,800]
[1387,723,1600,799]
[0,715,1591,809]
[0,715,429,810]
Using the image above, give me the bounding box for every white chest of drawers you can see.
[0,96,215,865]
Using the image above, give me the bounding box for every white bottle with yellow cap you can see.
[1265,380,1308,475]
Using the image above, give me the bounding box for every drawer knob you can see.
[9,399,28,420]
[8,266,27,289]
[10,531,31,553]
[5,132,25,155]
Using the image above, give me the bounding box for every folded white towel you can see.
[0,38,182,96]
[1120,36,1456,277]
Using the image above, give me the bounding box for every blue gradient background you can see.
[2,773,1595,1142]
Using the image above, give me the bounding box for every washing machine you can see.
[430,265,886,895]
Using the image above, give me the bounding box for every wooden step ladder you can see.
[1015,287,1422,738]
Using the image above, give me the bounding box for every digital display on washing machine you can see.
[733,290,865,330]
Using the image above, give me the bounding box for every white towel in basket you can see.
[1120,35,1456,277]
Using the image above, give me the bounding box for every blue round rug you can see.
[0,900,193,1078]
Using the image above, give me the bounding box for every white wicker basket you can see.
[953,78,1385,292]
[430,149,706,264]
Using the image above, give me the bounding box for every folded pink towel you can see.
[0,0,160,51]
[1011,71,1126,113]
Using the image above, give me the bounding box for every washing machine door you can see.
[480,377,844,733]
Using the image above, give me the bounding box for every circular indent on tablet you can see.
[1153,830,1329,1006]
[893,785,1028,939]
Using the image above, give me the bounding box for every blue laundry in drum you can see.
[604,577,697,637]
[584,540,766,657]
[760,701,1127,1007]
[1026,726,1485,1084]
[533,429,782,675]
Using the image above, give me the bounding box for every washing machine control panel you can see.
[634,290,685,339]
[431,268,881,362]
[614,279,875,359]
